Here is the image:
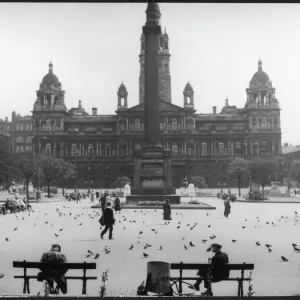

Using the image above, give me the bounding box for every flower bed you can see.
[136,200,165,206]
[188,199,201,204]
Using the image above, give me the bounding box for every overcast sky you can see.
[0,3,299,144]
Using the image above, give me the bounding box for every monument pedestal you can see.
[126,143,180,204]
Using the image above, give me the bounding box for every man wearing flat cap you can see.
[189,243,229,296]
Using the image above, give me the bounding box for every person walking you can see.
[100,202,115,240]
[189,243,229,296]
[90,191,95,203]
[114,195,121,211]
[100,194,106,211]
[162,199,172,220]
[224,198,231,217]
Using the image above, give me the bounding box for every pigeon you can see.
[88,250,94,255]
[176,226,180,229]
[86,254,93,258]
[268,248,272,253]
[202,239,208,243]
[79,223,83,225]
[151,229,156,232]
[292,243,297,247]
[189,242,195,247]
[184,245,188,250]
[293,246,300,252]
[144,245,148,249]
[94,253,100,259]
[146,244,152,247]
[256,241,261,246]
[265,244,272,248]
[55,233,59,237]
[231,239,237,243]
[139,231,143,234]
[129,245,134,250]
[143,252,149,257]
[207,225,211,228]
[59,228,63,231]
[281,256,288,262]
[242,226,246,229]
[206,213,209,217]
[5,237,9,242]
[159,246,163,250]
[14,227,18,231]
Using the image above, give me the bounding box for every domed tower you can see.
[34,62,66,112]
[117,82,128,110]
[183,82,194,109]
[139,24,171,103]
[245,60,281,156]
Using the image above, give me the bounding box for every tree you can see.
[228,157,250,197]
[40,157,76,198]
[291,160,300,187]
[189,176,208,188]
[250,156,277,198]
[111,176,131,188]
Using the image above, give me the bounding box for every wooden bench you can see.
[170,262,254,297]
[13,260,97,295]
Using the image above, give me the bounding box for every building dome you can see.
[184,82,193,92]
[40,62,62,89]
[118,82,127,93]
[250,60,272,87]
[270,97,280,109]
[68,100,88,116]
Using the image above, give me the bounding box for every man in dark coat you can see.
[37,244,68,294]
[101,202,115,240]
[163,199,171,220]
[189,243,229,296]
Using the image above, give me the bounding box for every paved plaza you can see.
[0,196,300,296]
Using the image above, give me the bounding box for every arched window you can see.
[104,143,111,156]
[71,144,77,156]
[16,136,23,143]
[172,143,178,156]
[88,144,94,156]
[46,119,51,131]
[134,119,140,131]
[201,142,207,156]
[172,118,177,130]
[135,143,140,151]
[45,143,51,156]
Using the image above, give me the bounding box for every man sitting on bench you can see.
[189,243,229,296]
[37,244,68,294]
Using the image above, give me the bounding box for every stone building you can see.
[8,6,282,189]
[0,118,11,157]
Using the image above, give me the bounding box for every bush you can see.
[137,200,165,206]
[188,199,200,204]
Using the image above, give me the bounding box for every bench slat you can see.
[14,275,97,280]
[171,263,254,270]
[13,261,96,269]
[170,277,251,281]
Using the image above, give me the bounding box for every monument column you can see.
[143,3,161,145]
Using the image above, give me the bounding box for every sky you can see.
[0,3,299,144]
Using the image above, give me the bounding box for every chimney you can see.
[213,106,216,115]
[92,108,97,116]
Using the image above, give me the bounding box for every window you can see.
[201,143,207,156]
[16,136,23,143]
[120,123,125,132]
[104,143,111,156]
[71,144,77,156]
[187,122,193,130]
[219,142,225,155]
[252,117,257,128]
[160,122,164,131]
[261,117,267,129]
[135,143,140,151]
[16,145,20,153]
[46,119,51,131]
[134,119,140,131]
[236,142,241,149]
[45,143,51,155]
[26,124,30,131]
[273,118,278,128]
[25,145,30,152]
[16,124,20,130]
[19,124,24,131]
[172,143,178,156]
[172,118,177,130]
[88,144,94,156]
[187,146,193,156]
[26,136,32,143]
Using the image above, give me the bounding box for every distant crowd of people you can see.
[64,189,121,211]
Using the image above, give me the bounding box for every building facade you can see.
[0,118,11,157]
[8,8,282,189]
